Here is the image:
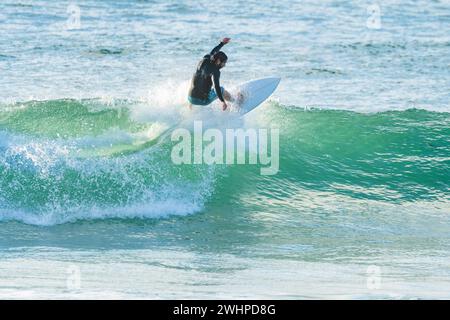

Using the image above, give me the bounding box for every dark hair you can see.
[212,51,228,63]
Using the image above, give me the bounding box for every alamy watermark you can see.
[366,265,382,289]
[171,121,279,175]
[366,4,381,29]
[66,3,81,30]
[66,264,81,291]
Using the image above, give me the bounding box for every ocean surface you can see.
[0,0,449,299]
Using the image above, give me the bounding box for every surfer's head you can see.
[212,51,228,68]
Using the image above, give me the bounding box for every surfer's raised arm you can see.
[209,37,230,56]
[188,37,233,111]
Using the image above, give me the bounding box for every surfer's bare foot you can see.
[188,103,192,110]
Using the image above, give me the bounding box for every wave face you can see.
[0,99,448,225]
[0,99,217,225]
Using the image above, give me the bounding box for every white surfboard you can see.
[231,77,281,116]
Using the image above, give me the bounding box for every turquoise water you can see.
[0,1,449,299]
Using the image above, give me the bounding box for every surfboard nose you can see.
[235,77,281,116]
[266,77,281,84]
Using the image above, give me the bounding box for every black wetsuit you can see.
[188,42,225,102]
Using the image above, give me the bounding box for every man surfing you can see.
[188,37,235,111]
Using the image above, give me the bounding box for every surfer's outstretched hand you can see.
[222,37,231,44]
[222,102,228,111]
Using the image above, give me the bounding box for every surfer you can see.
[188,38,234,111]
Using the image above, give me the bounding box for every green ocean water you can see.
[0,98,448,224]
